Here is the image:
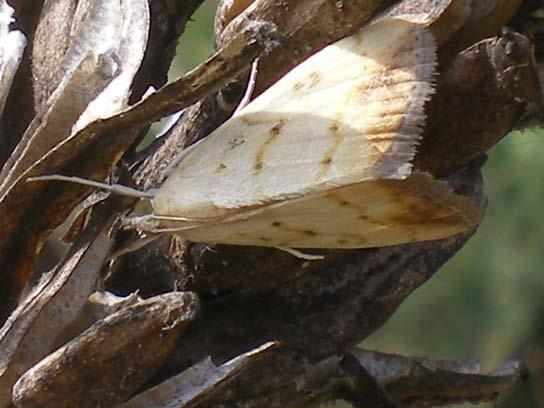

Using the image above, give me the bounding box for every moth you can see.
[35,17,483,249]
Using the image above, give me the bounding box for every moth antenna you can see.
[234,58,259,115]
[274,246,325,261]
[27,175,153,199]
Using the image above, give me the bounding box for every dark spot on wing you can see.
[228,136,245,150]
[328,193,352,208]
[308,71,321,88]
[254,120,285,172]
[318,120,342,178]
[270,122,283,136]
[383,190,447,226]
[293,81,304,91]
[241,116,263,126]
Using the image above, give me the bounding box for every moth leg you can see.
[120,214,162,231]
[274,246,325,261]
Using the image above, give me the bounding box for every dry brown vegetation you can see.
[0,0,543,406]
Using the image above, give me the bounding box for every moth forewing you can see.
[152,18,437,219]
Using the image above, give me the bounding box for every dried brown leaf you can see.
[0,0,150,194]
[233,348,524,406]
[0,1,26,117]
[31,0,81,109]
[441,0,524,60]
[0,0,42,164]
[351,348,527,407]
[12,292,200,408]
[415,30,541,176]
[121,342,276,408]
[53,290,142,349]
[0,203,116,408]
[377,0,471,45]
[216,0,384,98]
[0,18,278,324]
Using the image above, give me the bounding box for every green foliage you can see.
[170,1,218,78]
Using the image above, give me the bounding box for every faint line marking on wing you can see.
[316,120,343,181]
[254,119,285,172]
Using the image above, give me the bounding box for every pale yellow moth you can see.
[35,18,483,249]
[143,17,482,248]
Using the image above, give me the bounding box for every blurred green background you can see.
[172,1,544,406]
